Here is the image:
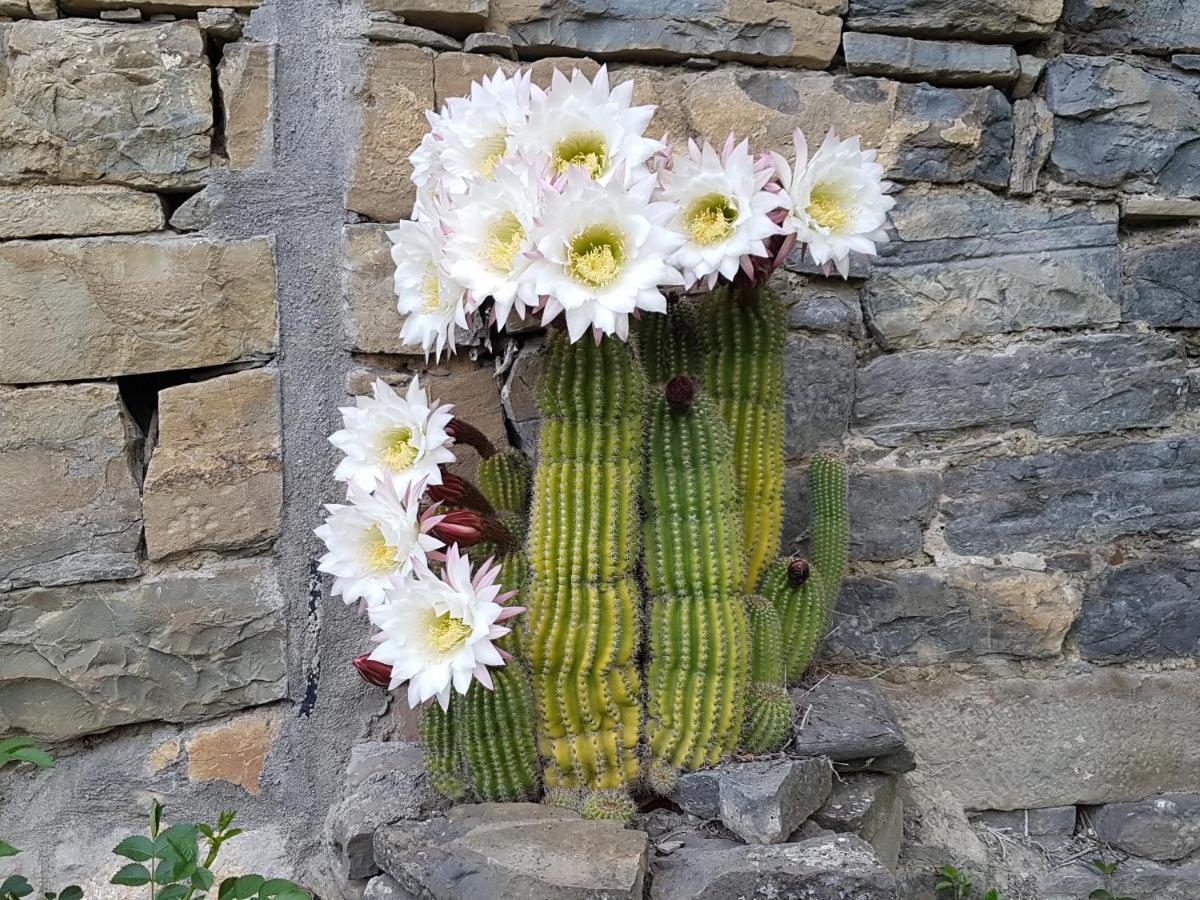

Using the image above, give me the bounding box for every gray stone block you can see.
[1062,0,1200,55]
[971,805,1077,837]
[1122,197,1200,222]
[941,438,1200,555]
[792,677,914,772]
[374,803,649,899]
[1072,557,1200,662]
[782,332,855,460]
[1122,227,1200,326]
[830,566,1075,664]
[777,272,863,336]
[1014,54,1045,98]
[718,758,832,844]
[844,32,1019,87]
[363,874,418,900]
[1044,56,1200,197]
[854,334,1185,445]
[813,774,904,872]
[1041,857,1200,900]
[650,833,898,900]
[846,0,1061,41]
[888,669,1200,809]
[1174,53,1200,71]
[1089,793,1200,861]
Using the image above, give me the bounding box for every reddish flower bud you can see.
[427,471,495,514]
[665,375,698,415]
[354,655,392,688]
[787,558,811,587]
[431,508,485,546]
[447,417,496,459]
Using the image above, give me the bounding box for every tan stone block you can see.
[58,0,257,10]
[147,738,182,774]
[367,0,488,35]
[343,223,417,354]
[219,41,275,172]
[0,382,142,590]
[0,185,165,239]
[0,235,277,383]
[186,712,278,794]
[347,43,436,222]
[143,368,282,560]
[0,20,211,188]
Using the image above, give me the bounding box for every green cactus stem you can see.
[744,593,785,685]
[643,376,749,775]
[460,664,541,802]
[635,301,701,385]
[694,287,786,593]
[761,455,849,684]
[742,682,794,754]
[580,788,637,822]
[477,449,531,516]
[420,697,468,802]
[525,330,645,793]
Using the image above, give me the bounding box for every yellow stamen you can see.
[478,131,509,177]
[686,193,738,245]
[381,427,419,471]
[421,267,442,314]
[427,611,473,654]
[485,213,526,274]
[807,184,850,232]
[552,132,608,179]
[364,525,398,572]
[566,225,625,289]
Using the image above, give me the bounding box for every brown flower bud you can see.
[665,375,698,415]
[353,655,392,688]
[787,557,811,587]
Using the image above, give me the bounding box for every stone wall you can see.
[0,0,1197,895]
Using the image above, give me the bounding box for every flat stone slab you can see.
[374,803,649,899]
[846,0,1061,41]
[791,677,914,773]
[971,805,1077,838]
[0,185,164,240]
[844,32,1019,87]
[813,774,903,872]
[1090,793,1200,861]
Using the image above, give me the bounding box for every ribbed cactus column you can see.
[636,301,700,385]
[742,594,793,752]
[420,698,468,802]
[643,376,749,781]
[526,330,645,798]
[461,665,540,802]
[696,287,786,592]
[761,455,849,683]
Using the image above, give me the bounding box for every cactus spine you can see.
[421,697,468,802]
[695,288,786,592]
[526,330,644,796]
[761,455,849,683]
[461,664,540,801]
[642,377,749,776]
[741,595,792,752]
[477,450,531,517]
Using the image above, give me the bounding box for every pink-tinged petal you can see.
[498,648,514,661]
[774,233,798,268]
[495,606,524,622]
[474,666,495,690]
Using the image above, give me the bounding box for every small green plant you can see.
[1086,858,1134,900]
[110,801,308,900]
[1,878,82,900]
[0,737,53,773]
[934,865,1003,900]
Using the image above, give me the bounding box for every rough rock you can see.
[783,465,940,561]
[813,774,903,872]
[1071,557,1200,662]
[1174,53,1200,71]
[485,0,843,68]
[673,758,832,844]
[58,0,259,10]
[363,875,417,900]
[782,332,855,459]
[887,668,1200,808]
[778,272,864,336]
[791,676,914,772]
[463,31,517,58]
[0,559,287,740]
[169,188,214,231]
[846,0,1062,41]
[1041,857,1200,900]
[219,42,274,171]
[0,236,277,383]
[971,805,1077,837]
[894,770,991,899]
[1061,0,1200,55]
[1008,96,1053,195]
[1044,56,1200,197]
[501,337,546,451]
[0,19,211,188]
[1013,54,1045,97]
[367,0,487,36]
[143,369,283,560]
[347,44,435,221]
[940,437,1200,555]
[374,803,649,899]
[364,18,463,48]
[185,712,277,795]
[684,68,1012,189]
[198,7,246,40]
[867,187,1119,348]
[854,334,1185,444]
[1089,793,1200,861]
[326,742,448,879]
[1122,227,1200,326]
[0,185,164,239]
[650,833,898,900]
[843,32,1019,87]
[342,224,427,354]
[0,383,142,591]
[831,566,1076,664]
[1122,197,1200,221]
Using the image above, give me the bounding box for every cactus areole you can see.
[322,65,888,820]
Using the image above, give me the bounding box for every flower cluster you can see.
[316,377,522,710]
[393,66,895,354]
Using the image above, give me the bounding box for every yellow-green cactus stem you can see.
[635,301,701,385]
[477,449,531,516]
[744,593,785,685]
[460,664,540,802]
[526,330,645,792]
[742,682,793,753]
[694,287,786,592]
[580,788,638,822]
[420,697,468,802]
[643,375,749,775]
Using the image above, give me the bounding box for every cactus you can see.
[635,301,701,385]
[581,789,638,821]
[477,449,531,516]
[420,697,468,802]
[741,594,792,752]
[760,455,849,683]
[643,376,749,776]
[460,664,540,802]
[744,593,785,685]
[525,329,645,795]
[694,287,786,592]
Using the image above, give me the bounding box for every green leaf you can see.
[57,887,82,900]
[7,747,53,769]
[111,864,151,888]
[0,876,33,899]
[190,867,215,893]
[150,800,163,838]
[225,874,264,900]
[258,880,309,900]
[218,810,237,832]
[156,886,188,900]
[0,840,18,858]
[112,835,155,862]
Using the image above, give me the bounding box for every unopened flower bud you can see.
[665,375,698,415]
[787,557,811,587]
[431,508,485,546]
[427,472,495,515]
[354,655,392,688]
[447,417,496,459]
